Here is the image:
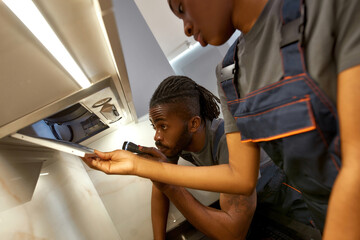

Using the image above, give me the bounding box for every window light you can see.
[169,42,200,65]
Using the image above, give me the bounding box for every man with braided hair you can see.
[147,75,255,239]
[144,75,316,239]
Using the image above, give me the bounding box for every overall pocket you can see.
[235,96,316,142]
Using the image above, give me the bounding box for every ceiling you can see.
[134,0,197,60]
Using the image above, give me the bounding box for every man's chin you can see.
[163,150,181,159]
[157,148,172,158]
[164,152,176,158]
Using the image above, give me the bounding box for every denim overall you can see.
[220,0,341,231]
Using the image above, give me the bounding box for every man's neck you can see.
[232,0,268,34]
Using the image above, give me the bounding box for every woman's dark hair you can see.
[150,75,220,120]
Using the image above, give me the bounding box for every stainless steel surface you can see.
[99,103,121,122]
[0,77,132,139]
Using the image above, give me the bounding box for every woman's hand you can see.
[81,149,137,175]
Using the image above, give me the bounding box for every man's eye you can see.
[178,4,184,14]
[161,125,167,130]
[150,124,155,130]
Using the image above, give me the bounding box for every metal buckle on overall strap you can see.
[220,63,236,82]
[281,2,306,48]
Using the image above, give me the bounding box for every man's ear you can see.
[188,116,201,133]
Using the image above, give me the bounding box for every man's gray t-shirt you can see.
[181,119,228,166]
[217,0,360,133]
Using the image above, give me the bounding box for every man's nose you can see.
[154,130,162,141]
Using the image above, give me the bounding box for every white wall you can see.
[112,0,175,119]
[170,31,241,98]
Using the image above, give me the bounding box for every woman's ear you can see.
[188,116,202,133]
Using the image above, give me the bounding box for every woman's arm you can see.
[82,132,260,195]
[323,64,360,239]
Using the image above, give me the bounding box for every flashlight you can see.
[122,141,142,154]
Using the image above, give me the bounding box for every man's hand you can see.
[138,146,168,163]
[139,146,174,192]
[81,149,137,175]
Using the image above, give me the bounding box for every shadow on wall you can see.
[170,31,241,98]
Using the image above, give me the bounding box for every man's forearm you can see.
[162,185,255,239]
[151,184,170,240]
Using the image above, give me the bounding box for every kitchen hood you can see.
[0,0,137,141]
[12,77,130,145]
